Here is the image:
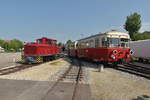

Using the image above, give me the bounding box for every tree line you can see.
[0,39,23,52]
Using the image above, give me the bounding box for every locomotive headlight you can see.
[113,50,118,54]
[130,50,134,55]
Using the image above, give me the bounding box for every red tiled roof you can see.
[4,40,11,43]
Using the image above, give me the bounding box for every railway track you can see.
[41,58,83,100]
[0,64,40,75]
[117,63,150,79]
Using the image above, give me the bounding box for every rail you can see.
[117,63,150,79]
[41,58,83,100]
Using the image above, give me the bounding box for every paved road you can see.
[0,79,91,100]
[0,52,21,68]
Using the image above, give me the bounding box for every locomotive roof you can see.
[78,30,129,41]
[37,37,57,41]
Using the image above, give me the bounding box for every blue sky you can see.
[0,0,150,43]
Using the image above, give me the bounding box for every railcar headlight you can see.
[130,50,134,55]
[111,55,116,59]
[113,50,118,54]
[127,54,130,58]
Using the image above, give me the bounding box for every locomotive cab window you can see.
[52,41,57,45]
[47,40,57,45]
[37,39,42,44]
[47,40,52,44]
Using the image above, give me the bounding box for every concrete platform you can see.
[0,53,21,69]
[0,79,91,100]
[43,82,91,100]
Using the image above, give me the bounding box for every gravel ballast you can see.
[84,63,150,100]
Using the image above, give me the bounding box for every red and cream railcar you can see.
[68,30,133,65]
[21,37,60,63]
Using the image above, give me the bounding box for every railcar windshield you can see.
[108,38,129,47]
[119,38,129,47]
[108,38,120,47]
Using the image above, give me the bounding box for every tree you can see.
[66,40,72,44]
[124,12,141,40]
[0,39,23,52]
[2,42,10,51]
[9,39,23,51]
[134,31,150,41]
[57,42,62,47]
[0,39,4,47]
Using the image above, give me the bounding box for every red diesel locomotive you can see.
[68,30,133,65]
[21,37,60,63]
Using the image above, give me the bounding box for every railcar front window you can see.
[108,38,120,47]
[120,38,129,47]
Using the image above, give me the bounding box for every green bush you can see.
[134,31,150,41]
[0,39,23,52]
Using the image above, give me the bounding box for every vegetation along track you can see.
[41,58,83,100]
[116,63,150,79]
[0,64,40,75]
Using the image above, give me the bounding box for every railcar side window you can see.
[85,41,89,48]
[95,38,99,47]
[102,38,108,47]
[89,40,94,48]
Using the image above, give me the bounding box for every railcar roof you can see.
[78,30,129,41]
[78,32,103,41]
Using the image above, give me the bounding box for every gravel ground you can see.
[0,58,70,81]
[83,62,150,100]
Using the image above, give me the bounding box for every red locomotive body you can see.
[21,37,60,63]
[68,30,133,65]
